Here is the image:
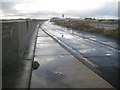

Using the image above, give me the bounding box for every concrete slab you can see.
[31,55,113,88]
[35,44,70,55]
[37,34,49,37]
[34,55,78,65]
[37,37,56,44]
[37,37,53,40]
[37,29,49,37]
[30,30,113,88]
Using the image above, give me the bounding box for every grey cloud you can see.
[1,1,118,19]
[1,2,20,16]
[64,2,118,18]
[1,2,61,18]
[91,2,117,17]
[30,11,61,15]
[1,2,17,11]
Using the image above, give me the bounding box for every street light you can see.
[62,14,65,37]
[62,14,64,18]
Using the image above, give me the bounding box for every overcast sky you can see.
[0,0,119,19]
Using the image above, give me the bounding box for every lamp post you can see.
[62,14,64,18]
[62,14,64,37]
[62,14,65,31]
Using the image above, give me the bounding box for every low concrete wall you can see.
[2,19,44,68]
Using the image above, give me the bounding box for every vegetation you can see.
[50,18,119,39]
[32,61,40,70]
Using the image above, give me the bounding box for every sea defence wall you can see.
[2,19,44,68]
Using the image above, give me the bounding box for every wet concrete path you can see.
[30,28,113,88]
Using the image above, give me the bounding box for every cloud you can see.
[0,1,118,19]
[1,2,19,16]
[64,2,118,19]
[91,2,118,18]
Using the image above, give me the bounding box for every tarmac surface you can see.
[30,28,114,88]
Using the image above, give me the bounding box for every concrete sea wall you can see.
[2,19,43,68]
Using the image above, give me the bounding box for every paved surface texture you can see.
[30,29,113,88]
[41,21,119,89]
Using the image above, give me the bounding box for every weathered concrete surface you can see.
[30,29,113,88]
[2,20,42,68]
[2,22,40,88]
[3,60,32,88]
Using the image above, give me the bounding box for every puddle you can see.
[105,53,112,56]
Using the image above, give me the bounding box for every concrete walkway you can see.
[30,29,114,88]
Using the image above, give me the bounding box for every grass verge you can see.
[50,18,119,39]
